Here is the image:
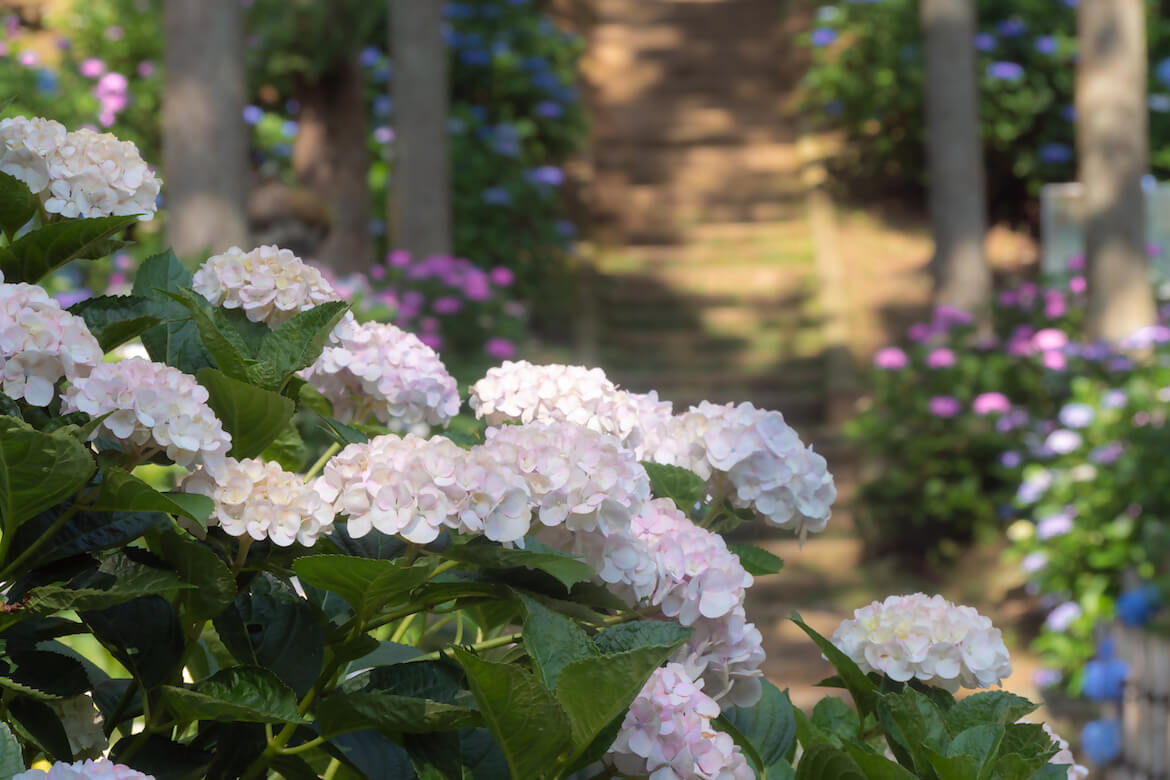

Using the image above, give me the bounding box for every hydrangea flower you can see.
[873,347,907,369]
[192,245,341,326]
[301,319,460,432]
[0,115,66,193]
[63,357,232,473]
[0,281,102,405]
[183,458,334,546]
[43,128,160,219]
[831,593,1012,692]
[46,694,104,759]
[657,401,836,537]
[12,761,154,780]
[606,664,754,780]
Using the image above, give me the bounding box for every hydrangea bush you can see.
[0,117,1083,779]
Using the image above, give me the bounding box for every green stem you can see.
[0,502,81,582]
[279,735,327,755]
[420,612,457,640]
[414,632,522,663]
[304,442,340,482]
[389,614,415,644]
[428,559,460,579]
[323,758,341,780]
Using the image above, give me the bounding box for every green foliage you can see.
[0,416,95,534]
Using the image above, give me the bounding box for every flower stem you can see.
[304,442,340,483]
[414,632,523,663]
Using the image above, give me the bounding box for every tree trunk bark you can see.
[291,58,374,274]
[1078,0,1156,343]
[389,0,451,259]
[162,0,249,260]
[920,0,991,318]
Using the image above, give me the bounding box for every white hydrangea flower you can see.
[0,282,103,405]
[1033,721,1089,779]
[12,760,154,780]
[46,694,104,759]
[657,401,836,538]
[831,593,1012,692]
[607,664,754,780]
[44,128,160,220]
[0,115,66,194]
[183,457,334,546]
[469,361,673,457]
[676,605,767,707]
[192,245,342,327]
[63,357,232,473]
[302,319,460,431]
[479,421,651,537]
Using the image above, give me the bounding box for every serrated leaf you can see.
[443,540,592,591]
[11,506,167,568]
[790,611,877,717]
[89,465,213,524]
[0,646,90,700]
[25,557,193,613]
[592,621,692,655]
[0,170,38,239]
[161,289,257,381]
[82,595,185,687]
[0,416,94,535]
[453,648,571,780]
[519,594,598,690]
[261,421,308,472]
[196,368,295,458]
[0,722,25,780]
[256,300,350,380]
[318,691,481,737]
[133,250,214,374]
[161,665,307,724]
[8,697,71,761]
[947,724,1003,779]
[155,530,236,622]
[878,689,951,777]
[292,555,429,621]
[0,214,137,283]
[793,744,867,780]
[944,691,1037,735]
[811,696,859,742]
[640,461,707,512]
[728,543,784,576]
[67,295,167,352]
[721,680,796,769]
[841,744,918,780]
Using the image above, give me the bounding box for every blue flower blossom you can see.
[359,46,382,67]
[996,19,1027,37]
[811,28,838,47]
[1081,720,1121,765]
[373,95,392,117]
[1116,585,1161,626]
[1083,657,1128,700]
[481,186,512,206]
[974,33,996,52]
[1157,58,1170,88]
[280,120,298,139]
[243,105,263,125]
[526,166,565,186]
[1038,143,1073,164]
[535,100,563,119]
[1034,36,1056,54]
[987,61,1025,81]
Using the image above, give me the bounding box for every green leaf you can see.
[0,722,25,780]
[877,689,951,777]
[947,724,1004,779]
[0,416,94,535]
[11,506,167,568]
[592,621,693,655]
[67,295,167,352]
[443,540,593,591]
[133,250,214,374]
[0,646,90,700]
[790,611,877,717]
[89,465,213,524]
[811,696,859,742]
[556,644,685,761]
[161,666,307,724]
[8,698,71,761]
[453,648,571,780]
[721,680,796,769]
[944,691,1037,734]
[196,368,295,459]
[997,722,1060,766]
[519,594,598,689]
[156,530,237,622]
[292,555,429,621]
[256,301,350,380]
[318,692,481,737]
[640,461,707,512]
[261,422,308,472]
[0,170,38,239]
[0,214,137,283]
[82,595,185,687]
[728,543,784,576]
[793,744,867,780]
[925,747,979,780]
[25,557,193,613]
[161,289,257,381]
[841,744,918,780]
[312,411,369,445]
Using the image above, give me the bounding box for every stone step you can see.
[597,264,815,299]
[602,340,824,375]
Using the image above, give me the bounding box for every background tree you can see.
[1078,0,1157,342]
[920,0,992,318]
[162,0,249,258]
[390,0,452,259]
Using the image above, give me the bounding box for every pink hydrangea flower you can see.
[972,392,1011,415]
[928,396,962,418]
[926,347,956,368]
[873,347,908,369]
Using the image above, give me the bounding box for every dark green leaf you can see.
[318,692,481,737]
[329,730,415,780]
[0,170,38,239]
[947,724,1003,779]
[0,416,94,534]
[925,747,979,780]
[453,648,571,780]
[519,594,598,689]
[89,466,213,524]
[0,722,25,780]
[8,697,71,761]
[12,507,167,568]
[196,368,295,458]
[812,696,859,742]
[67,295,166,352]
[292,555,429,621]
[459,727,509,780]
[133,251,214,374]
[793,744,867,780]
[728,543,784,576]
[0,214,137,283]
[161,666,307,724]
[108,734,212,780]
[841,744,918,780]
[364,660,463,704]
[405,732,462,780]
[155,530,237,622]
[161,289,257,381]
[261,421,308,472]
[256,301,350,381]
[25,557,192,613]
[81,595,184,687]
[314,412,369,446]
[592,621,692,655]
[790,611,877,717]
[640,461,707,512]
[444,540,592,592]
[721,680,797,768]
[944,691,1037,735]
[877,689,951,777]
[0,646,89,699]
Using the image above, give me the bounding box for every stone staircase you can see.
[576,0,829,443]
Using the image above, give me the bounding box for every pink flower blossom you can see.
[1032,328,1068,351]
[926,347,956,368]
[907,322,934,342]
[1067,254,1086,271]
[1043,351,1067,371]
[873,347,908,369]
[1069,276,1086,294]
[490,266,515,286]
[929,396,962,418]
[972,392,1011,415]
[485,337,515,359]
[79,57,106,78]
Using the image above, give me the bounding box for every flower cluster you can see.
[12,761,153,780]
[661,402,836,537]
[183,458,334,547]
[46,694,104,760]
[301,319,461,432]
[191,245,341,327]
[606,664,754,780]
[0,117,159,219]
[63,357,232,473]
[0,279,102,405]
[831,593,1012,692]
[314,433,531,544]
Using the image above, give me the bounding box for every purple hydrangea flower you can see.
[811,27,838,47]
[1036,511,1074,540]
[928,395,962,418]
[1045,601,1082,631]
[1058,403,1094,429]
[1021,551,1048,573]
[974,392,1012,416]
[987,61,1025,81]
[873,347,908,370]
[926,347,955,368]
[1000,450,1022,468]
[1034,35,1057,54]
[996,18,1027,37]
[974,33,996,52]
[1045,429,1083,454]
[1038,143,1072,164]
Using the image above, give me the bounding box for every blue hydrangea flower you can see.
[1034,36,1057,54]
[1081,719,1121,765]
[1038,143,1073,164]
[974,33,996,52]
[359,46,382,67]
[996,19,1027,37]
[535,100,563,119]
[987,61,1025,81]
[1116,585,1161,626]
[243,105,263,125]
[811,28,838,47]
[1083,657,1128,700]
[1058,402,1093,428]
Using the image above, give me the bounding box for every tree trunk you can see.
[389,0,451,259]
[162,0,249,259]
[920,0,991,317]
[1078,0,1156,342]
[291,58,374,274]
